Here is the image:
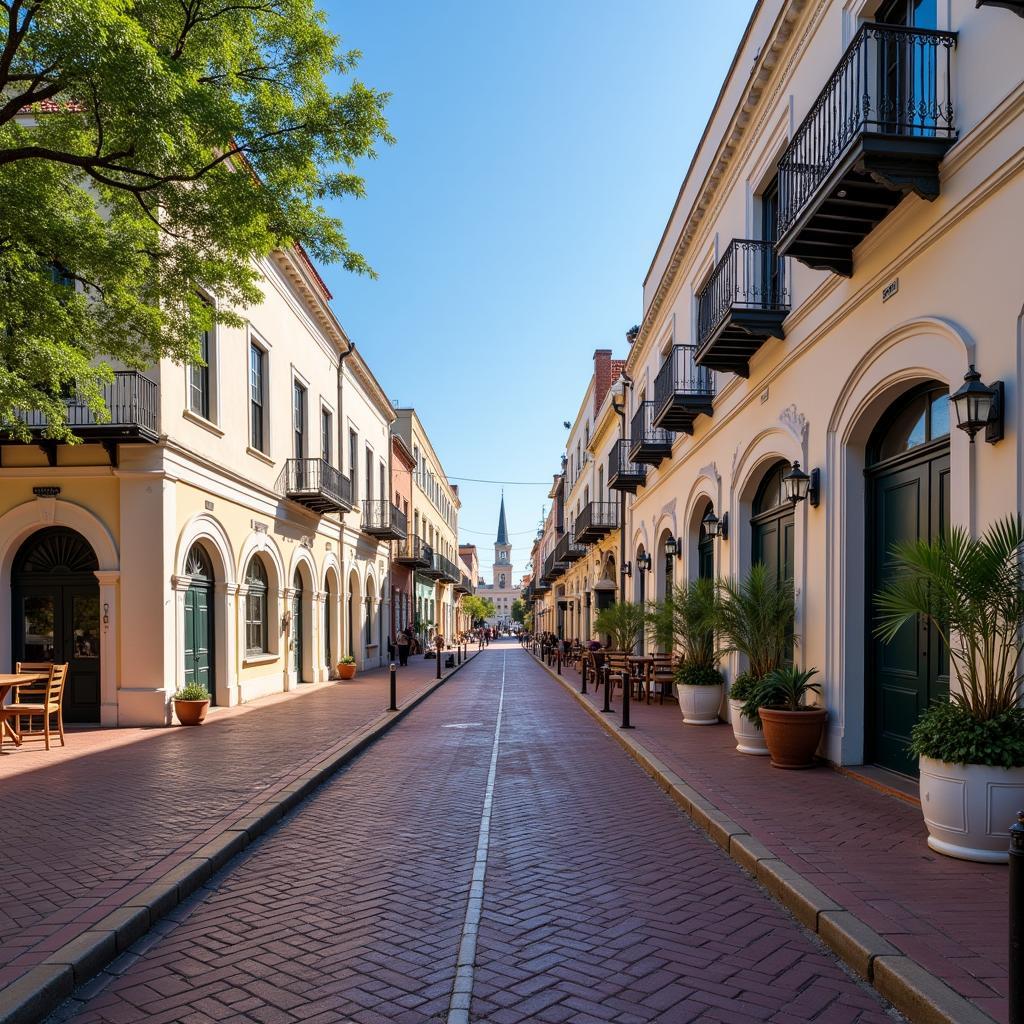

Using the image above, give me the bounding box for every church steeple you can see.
[496,492,509,546]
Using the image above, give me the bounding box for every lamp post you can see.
[612,377,634,731]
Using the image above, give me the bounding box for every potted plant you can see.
[593,601,648,655]
[746,666,825,769]
[336,655,357,680]
[875,516,1024,863]
[650,578,723,725]
[173,682,211,726]
[713,564,797,754]
[727,673,769,755]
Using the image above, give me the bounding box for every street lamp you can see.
[783,461,820,507]
[702,508,728,541]
[636,551,652,572]
[951,365,1004,444]
[611,375,634,731]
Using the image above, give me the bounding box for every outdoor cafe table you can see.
[0,672,48,748]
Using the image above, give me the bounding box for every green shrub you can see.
[174,682,210,701]
[909,702,1024,768]
[745,666,820,716]
[727,672,759,703]
[675,663,723,687]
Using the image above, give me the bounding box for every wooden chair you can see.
[649,653,675,705]
[2,663,69,750]
[606,652,631,696]
[13,662,53,735]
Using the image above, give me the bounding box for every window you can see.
[366,447,374,502]
[349,430,359,502]
[321,408,332,465]
[190,320,211,419]
[249,343,265,451]
[380,463,387,505]
[293,381,306,459]
[244,557,269,655]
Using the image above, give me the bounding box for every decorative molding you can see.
[779,404,809,445]
[698,462,720,486]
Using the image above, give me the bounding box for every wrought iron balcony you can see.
[361,500,407,540]
[629,402,673,467]
[421,545,445,580]
[455,572,473,595]
[777,23,957,276]
[433,551,460,584]
[2,371,160,462]
[696,240,789,376]
[283,458,354,515]
[393,534,431,568]
[608,439,646,494]
[543,550,568,585]
[555,528,586,565]
[653,345,715,434]
[575,501,619,544]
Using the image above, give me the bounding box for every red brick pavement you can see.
[52,643,894,1023]
[548,653,1006,1022]
[0,652,469,996]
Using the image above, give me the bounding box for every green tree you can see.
[510,598,526,624]
[0,0,392,438]
[648,578,717,668]
[461,595,495,625]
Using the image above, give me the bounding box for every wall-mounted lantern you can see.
[783,461,821,507]
[951,365,1004,444]
[702,509,728,541]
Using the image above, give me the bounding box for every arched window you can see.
[868,384,949,466]
[751,461,795,585]
[697,502,715,581]
[244,557,269,655]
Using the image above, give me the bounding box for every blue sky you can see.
[318,0,753,578]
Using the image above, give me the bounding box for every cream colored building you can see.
[603,0,1024,776]
[0,247,405,725]
[391,409,461,646]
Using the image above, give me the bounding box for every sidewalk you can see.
[536,651,1007,1024]
[0,650,477,1008]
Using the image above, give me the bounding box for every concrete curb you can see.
[0,652,481,1024]
[529,651,998,1024]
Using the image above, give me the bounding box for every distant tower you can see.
[493,492,511,590]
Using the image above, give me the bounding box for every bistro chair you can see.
[606,652,632,697]
[13,662,53,734]
[649,653,675,705]
[1,663,69,751]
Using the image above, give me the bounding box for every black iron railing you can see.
[609,439,646,486]
[654,345,715,414]
[630,401,673,450]
[393,534,429,564]
[11,370,159,437]
[697,240,789,347]
[778,23,956,237]
[555,528,586,564]
[575,501,619,537]
[362,499,408,536]
[433,551,460,583]
[284,458,353,508]
[457,572,474,594]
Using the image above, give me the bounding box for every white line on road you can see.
[446,651,506,1024]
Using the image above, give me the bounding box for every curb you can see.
[0,652,481,1024]
[529,652,997,1024]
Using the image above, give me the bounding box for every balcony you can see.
[629,402,673,467]
[777,23,957,276]
[575,501,618,544]
[393,535,431,569]
[283,458,354,515]
[608,439,646,494]
[543,550,568,585]
[455,572,473,595]
[421,545,445,580]
[433,551,460,584]
[653,345,715,434]
[2,371,160,463]
[696,240,789,376]
[361,500,408,540]
[555,528,586,565]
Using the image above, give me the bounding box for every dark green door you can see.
[11,527,101,723]
[292,570,303,679]
[183,544,214,701]
[868,448,949,775]
[751,462,795,585]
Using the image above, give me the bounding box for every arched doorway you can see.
[866,383,950,776]
[323,573,334,675]
[183,544,215,702]
[291,568,303,680]
[751,461,794,584]
[11,527,100,723]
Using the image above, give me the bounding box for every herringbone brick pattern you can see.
[554,655,1006,1021]
[52,644,893,1023]
[0,655,454,991]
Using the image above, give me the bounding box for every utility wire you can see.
[447,475,552,486]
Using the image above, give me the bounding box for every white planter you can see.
[919,755,1024,863]
[729,699,769,756]
[677,683,722,725]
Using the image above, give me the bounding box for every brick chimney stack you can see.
[593,349,612,416]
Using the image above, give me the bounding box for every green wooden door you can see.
[183,544,214,702]
[292,570,303,679]
[868,449,949,775]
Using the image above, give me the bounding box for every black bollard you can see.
[457,645,462,666]
[581,659,588,695]
[621,667,633,730]
[388,663,398,712]
[601,664,612,714]
[1011,811,1024,1024]
[436,646,441,679]
[556,646,562,676]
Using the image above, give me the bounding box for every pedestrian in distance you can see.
[397,628,410,667]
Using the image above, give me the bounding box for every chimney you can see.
[593,349,613,416]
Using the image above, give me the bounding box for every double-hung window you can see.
[349,430,359,503]
[321,408,332,464]
[190,321,212,420]
[249,344,266,452]
[293,381,306,459]
[244,557,269,655]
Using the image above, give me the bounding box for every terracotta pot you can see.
[337,662,357,680]
[174,698,210,726]
[677,683,723,725]
[728,699,769,755]
[757,707,827,769]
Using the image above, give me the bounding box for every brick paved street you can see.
[0,653,466,995]
[50,643,895,1023]
[548,653,1006,1022]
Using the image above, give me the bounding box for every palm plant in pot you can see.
[649,578,722,725]
[875,516,1024,863]
[714,564,796,755]
[593,601,647,655]
[173,682,211,726]
[744,667,824,769]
